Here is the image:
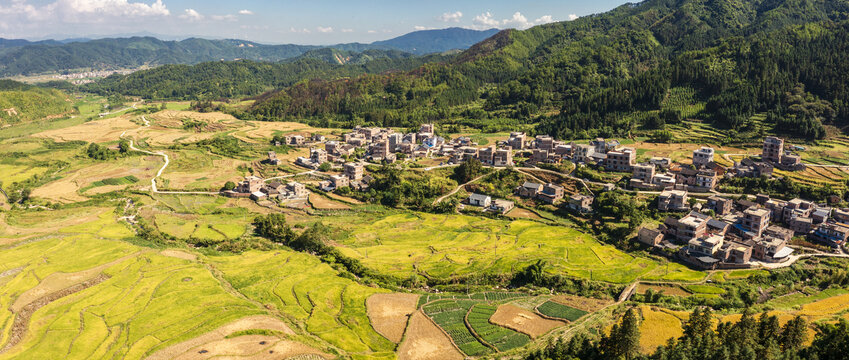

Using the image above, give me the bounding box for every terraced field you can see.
[329,212,705,283]
[207,250,397,359]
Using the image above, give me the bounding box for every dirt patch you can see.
[397,311,464,360]
[506,208,542,220]
[325,192,363,204]
[146,315,313,360]
[34,116,138,143]
[1,274,109,353]
[161,250,197,261]
[3,108,18,117]
[550,294,613,312]
[366,293,419,343]
[308,193,350,210]
[490,304,565,338]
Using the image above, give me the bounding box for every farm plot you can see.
[638,306,686,353]
[421,300,491,357]
[466,304,530,352]
[328,212,701,283]
[489,304,565,338]
[207,250,396,359]
[366,293,419,343]
[0,233,267,360]
[536,301,588,322]
[397,312,464,360]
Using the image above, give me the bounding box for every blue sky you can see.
[0,0,633,44]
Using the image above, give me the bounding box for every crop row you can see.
[417,292,526,307]
[423,300,492,356]
[467,304,530,352]
[537,301,588,322]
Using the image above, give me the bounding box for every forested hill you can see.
[0,28,499,76]
[0,80,73,125]
[372,27,499,54]
[245,0,849,141]
[85,52,455,100]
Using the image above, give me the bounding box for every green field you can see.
[206,250,396,359]
[422,299,492,357]
[536,301,588,321]
[467,304,530,352]
[327,212,705,283]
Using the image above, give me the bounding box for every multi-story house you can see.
[741,208,771,238]
[658,190,689,212]
[692,147,715,168]
[763,136,784,163]
[605,147,635,172]
[494,148,513,167]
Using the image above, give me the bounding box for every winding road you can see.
[120,116,217,195]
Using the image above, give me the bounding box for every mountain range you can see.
[0,27,497,77]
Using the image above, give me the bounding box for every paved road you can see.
[432,174,488,205]
[122,116,217,195]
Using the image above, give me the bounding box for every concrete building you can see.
[605,147,635,172]
[658,190,689,212]
[692,147,715,168]
[706,196,734,216]
[535,135,554,152]
[516,182,542,198]
[267,151,280,165]
[508,132,526,150]
[695,170,718,190]
[468,193,492,207]
[494,148,514,167]
[532,149,549,164]
[688,235,725,257]
[236,176,264,194]
[537,183,565,204]
[810,223,849,247]
[311,148,328,165]
[665,211,710,243]
[638,227,664,247]
[568,194,594,213]
[344,162,364,181]
[741,208,771,238]
[632,163,655,183]
[763,136,785,163]
[478,146,496,166]
[488,199,515,215]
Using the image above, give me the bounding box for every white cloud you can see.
[414,26,435,31]
[341,28,353,33]
[211,14,236,21]
[290,27,311,33]
[238,9,253,15]
[179,8,202,21]
[535,15,554,24]
[473,11,556,30]
[316,26,333,33]
[0,0,170,22]
[437,11,462,23]
[567,13,579,21]
[473,12,500,28]
[367,30,377,34]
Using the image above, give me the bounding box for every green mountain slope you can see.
[246,0,849,140]
[0,80,73,124]
[85,52,455,100]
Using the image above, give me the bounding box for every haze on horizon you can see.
[0,0,632,44]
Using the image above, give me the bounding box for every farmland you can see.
[327,212,705,283]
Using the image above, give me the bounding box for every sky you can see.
[0,0,633,44]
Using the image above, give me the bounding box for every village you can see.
[219,123,849,271]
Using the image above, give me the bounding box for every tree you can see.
[223,181,236,191]
[252,214,295,243]
[118,139,130,153]
[453,158,485,183]
[806,318,849,360]
[601,307,640,360]
[780,316,808,352]
[318,162,331,171]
